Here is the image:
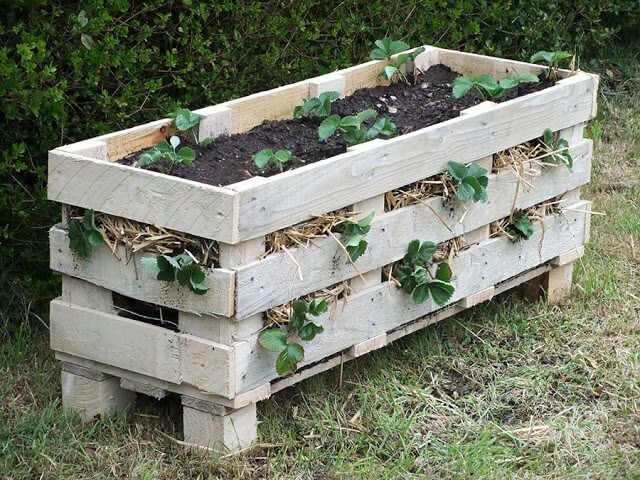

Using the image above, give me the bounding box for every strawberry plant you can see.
[529,51,573,80]
[168,108,205,144]
[319,109,395,146]
[294,91,341,118]
[369,38,425,84]
[259,299,328,376]
[138,136,196,174]
[252,149,297,172]
[397,240,455,305]
[452,73,539,100]
[504,213,534,242]
[447,161,489,203]
[338,212,374,263]
[541,128,573,170]
[68,209,104,259]
[141,252,208,295]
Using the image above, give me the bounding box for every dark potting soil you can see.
[123,65,553,187]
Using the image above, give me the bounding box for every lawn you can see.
[1,52,638,479]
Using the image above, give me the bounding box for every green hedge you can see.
[1,0,636,318]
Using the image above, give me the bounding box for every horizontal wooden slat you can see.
[235,202,590,392]
[50,300,235,398]
[233,140,592,318]
[49,226,235,316]
[47,150,239,243]
[231,73,596,241]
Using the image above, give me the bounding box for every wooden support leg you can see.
[182,396,257,452]
[60,363,135,421]
[543,262,575,304]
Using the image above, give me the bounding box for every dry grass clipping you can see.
[385,172,456,211]
[265,281,353,327]
[67,208,219,267]
[263,209,360,256]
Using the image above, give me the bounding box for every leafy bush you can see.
[1,0,636,321]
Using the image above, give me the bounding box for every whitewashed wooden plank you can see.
[50,226,235,316]
[236,203,589,392]
[460,286,495,308]
[95,118,176,161]
[234,140,591,318]
[47,150,239,243]
[550,245,585,266]
[50,300,235,398]
[231,75,596,241]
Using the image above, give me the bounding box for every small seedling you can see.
[338,212,374,263]
[541,128,573,170]
[397,239,455,306]
[452,73,539,100]
[252,149,297,172]
[319,109,395,146]
[138,135,196,174]
[141,252,208,295]
[294,91,341,118]
[68,209,104,258]
[504,213,534,242]
[530,51,573,80]
[168,108,205,143]
[447,161,489,203]
[370,38,425,84]
[259,299,328,375]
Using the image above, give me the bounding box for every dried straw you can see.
[263,209,360,256]
[68,209,219,267]
[385,172,456,211]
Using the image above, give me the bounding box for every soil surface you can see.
[124,65,553,187]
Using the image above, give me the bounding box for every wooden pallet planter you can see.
[48,45,597,452]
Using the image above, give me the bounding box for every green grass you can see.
[2,52,640,479]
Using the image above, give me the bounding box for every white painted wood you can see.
[460,286,495,308]
[413,46,440,72]
[50,299,235,398]
[236,203,589,392]
[47,150,239,243]
[559,123,585,143]
[120,378,167,399]
[544,263,575,304]
[346,333,387,358]
[60,361,112,381]
[233,141,592,318]
[231,75,596,241]
[61,275,113,312]
[550,246,585,266]
[56,350,271,409]
[50,226,236,316]
[183,402,257,452]
[196,105,232,142]
[309,74,346,97]
[437,47,553,79]
[58,139,108,161]
[179,313,262,345]
[61,370,135,421]
[465,225,490,246]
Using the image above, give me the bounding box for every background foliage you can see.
[1,0,637,319]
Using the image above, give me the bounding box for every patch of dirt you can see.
[123,65,553,187]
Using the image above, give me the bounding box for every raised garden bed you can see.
[48,45,598,452]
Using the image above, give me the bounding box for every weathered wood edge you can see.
[49,225,235,316]
[235,202,590,392]
[50,299,236,398]
[232,139,592,317]
[47,149,240,243]
[230,74,596,241]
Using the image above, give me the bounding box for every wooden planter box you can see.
[48,46,597,452]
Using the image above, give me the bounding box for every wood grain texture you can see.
[61,371,135,422]
[47,150,239,243]
[233,141,592,318]
[235,203,589,392]
[231,76,596,241]
[50,300,236,398]
[96,118,175,161]
[50,226,235,316]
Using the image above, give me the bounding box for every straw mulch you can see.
[384,172,456,212]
